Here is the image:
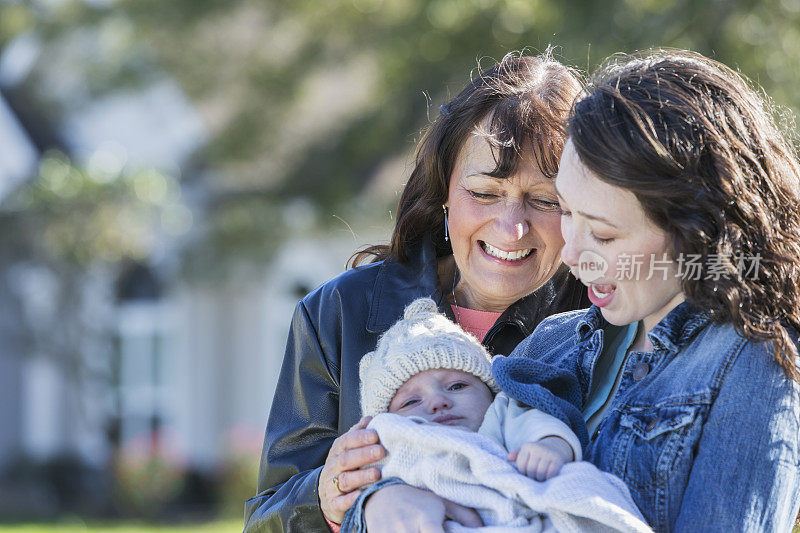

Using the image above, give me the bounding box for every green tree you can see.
[1,0,798,266]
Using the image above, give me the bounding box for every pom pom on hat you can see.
[403,297,438,319]
[359,297,498,417]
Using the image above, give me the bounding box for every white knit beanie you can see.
[359,297,499,417]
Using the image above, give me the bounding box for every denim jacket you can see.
[504,302,800,532]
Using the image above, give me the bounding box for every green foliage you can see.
[0,2,36,47]
[181,192,284,281]
[4,150,189,267]
[107,0,800,211]
[2,0,799,269]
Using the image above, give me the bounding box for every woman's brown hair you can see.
[350,49,581,266]
[568,49,800,381]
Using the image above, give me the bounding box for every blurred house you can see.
[0,30,390,516]
[108,230,372,475]
[0,81,39,487]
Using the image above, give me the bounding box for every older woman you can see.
[243,51,591,532]
[486,50,800,532]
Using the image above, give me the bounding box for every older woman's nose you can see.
[513,222,529,240]
[496,206,530,241]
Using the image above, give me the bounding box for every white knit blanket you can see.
[368,413,652,533]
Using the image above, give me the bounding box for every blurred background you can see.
[0,0,798,530]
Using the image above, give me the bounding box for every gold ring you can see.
[332,475,342,493]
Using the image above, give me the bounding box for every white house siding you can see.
[1,230,388,479]
[168,231,385,470]
[21,356,64,461]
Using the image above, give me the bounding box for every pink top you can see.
[450,304,502,342]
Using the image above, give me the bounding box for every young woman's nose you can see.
[560,217,580,269]
[428,392,452,412]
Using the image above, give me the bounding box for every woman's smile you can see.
[478,241,536,263]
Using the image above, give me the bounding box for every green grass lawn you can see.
[0,519,241,532]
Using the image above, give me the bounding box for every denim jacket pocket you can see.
[614,403,705,491]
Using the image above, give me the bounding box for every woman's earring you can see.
[442,204,449,242]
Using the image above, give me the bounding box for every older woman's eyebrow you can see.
[553,184,619,228]
[464,171,503,180]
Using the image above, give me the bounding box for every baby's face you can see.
[387,368,493,432]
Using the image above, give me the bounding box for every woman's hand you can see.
[364,484,483,533]
[319,416,385,524]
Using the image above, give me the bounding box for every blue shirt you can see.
[496,302,800,532]
[584,322,638,425]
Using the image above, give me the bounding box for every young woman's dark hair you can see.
[568,49,800,381]
[350,50,581,266]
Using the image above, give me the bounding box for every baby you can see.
[345,297,651,533]
[358,297,582,481]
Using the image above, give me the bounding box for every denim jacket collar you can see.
[576,301,711,354]
[648,301,712,353]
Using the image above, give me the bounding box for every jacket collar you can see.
[648,301,712,353]
[366,237,441,333]
[576,300,711,353]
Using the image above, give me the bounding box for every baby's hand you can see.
[507,436,574,481]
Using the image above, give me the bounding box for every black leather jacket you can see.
[243,238,590,532]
